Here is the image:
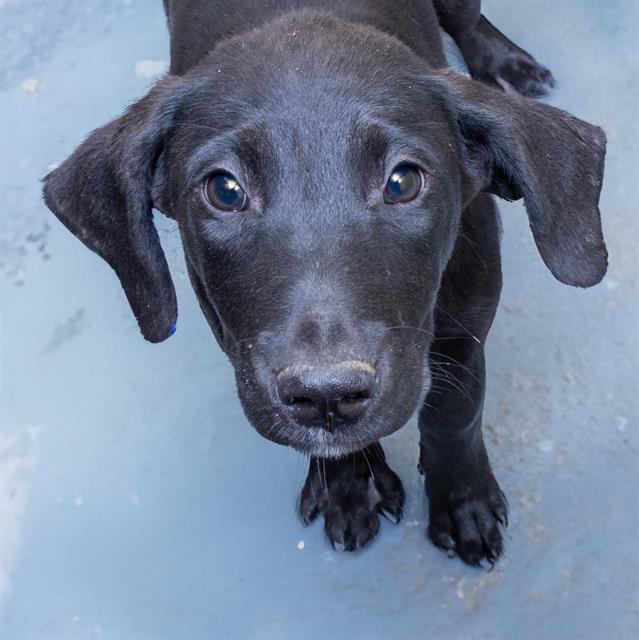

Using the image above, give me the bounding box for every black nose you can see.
[277,361,376,430]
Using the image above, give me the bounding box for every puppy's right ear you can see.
[43,76,188,343]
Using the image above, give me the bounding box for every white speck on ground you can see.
[297,540,305,550]
[605,278,620,291]
[616,416,628,432]
[20,77,39,95]
[536,439,555,454]
[456,577,466,600]
[134,59,168,78]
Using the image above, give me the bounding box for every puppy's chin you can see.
[248,406,419,459]
[281,426,380,459]
[254,422,388,459]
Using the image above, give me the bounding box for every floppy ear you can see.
[43,76,187,342]
[431,69,608,288]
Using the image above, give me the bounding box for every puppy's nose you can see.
[277,361,376,430]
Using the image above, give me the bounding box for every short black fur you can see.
[43,0,607,566]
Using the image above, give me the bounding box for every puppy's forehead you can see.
[180,11,449,130]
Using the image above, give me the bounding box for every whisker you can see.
[362,447,375,480]
[306,454,319,504]
[384,325,434,340]
[316,458,326,494]
[430,368,475,403]
[421,400,446,416]
[458,232,489,272]
[430,368,473,399]
[436,307,482,344]
[429,350,479,381]
[370,441,384,462]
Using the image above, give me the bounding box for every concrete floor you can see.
[1,1,638,638]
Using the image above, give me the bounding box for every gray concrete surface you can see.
[1,1,638,638]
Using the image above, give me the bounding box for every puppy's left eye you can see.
[204,172,248,212]
[383,164,424,204]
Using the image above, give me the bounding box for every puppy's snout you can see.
[277,361,376,430]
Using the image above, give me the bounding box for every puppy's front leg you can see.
[420,338,507,566]
[419,193,507,566]
[298,443,405,551]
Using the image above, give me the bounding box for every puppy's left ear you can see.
[431,69,608,288]
[43,76,189,342]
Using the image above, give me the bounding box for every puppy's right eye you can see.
[204,172,248,212]
[383,164,424,204]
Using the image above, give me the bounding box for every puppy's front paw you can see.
[426,475,508,567]
[298,445,405,552]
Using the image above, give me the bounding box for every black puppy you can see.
[43,0,607,566]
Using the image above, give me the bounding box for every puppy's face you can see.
[43,14,607,457]
[159,23,464,456]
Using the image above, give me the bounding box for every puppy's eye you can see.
[204,172,248,212]
[383,164,424,204]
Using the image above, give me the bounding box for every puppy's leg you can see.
[433,0,555,97]
[421,336,508,566]
[298,443,405,551]
[420,194,508,566]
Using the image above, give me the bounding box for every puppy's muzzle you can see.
[276,360,376,431]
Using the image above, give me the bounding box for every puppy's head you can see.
[43,13,606,456]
